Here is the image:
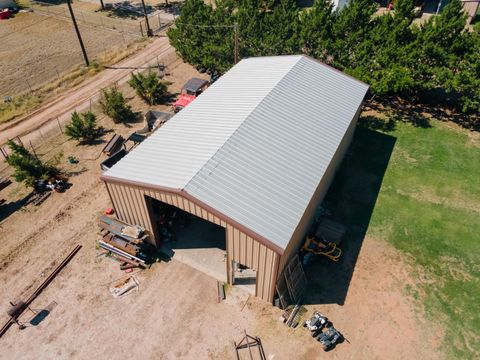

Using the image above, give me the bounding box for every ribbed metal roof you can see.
[104,55,369,250]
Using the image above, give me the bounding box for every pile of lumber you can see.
[280,304,307,328]
[99,216,150,269]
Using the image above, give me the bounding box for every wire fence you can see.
[31,1,144,36]
[31,1,174,36]
[0,53,176,175]
[1,2,173,99]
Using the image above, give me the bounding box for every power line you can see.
[175,22,235,28]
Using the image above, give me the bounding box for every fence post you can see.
[57,117,63,134]
[0,147,8,160]
[26,79,33,93]
[29,140,39,160]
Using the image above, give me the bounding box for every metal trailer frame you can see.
[234,330,266,360]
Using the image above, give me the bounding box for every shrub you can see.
[65,111,100,143]
[99,86,133,123]
[128,72,169,105]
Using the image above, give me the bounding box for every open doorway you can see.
[146,196,227,282]
[232,261,256,295]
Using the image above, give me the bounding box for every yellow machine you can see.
[302,235,342,262]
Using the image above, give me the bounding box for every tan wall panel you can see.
[126,187,141,225]
[264,249,274,301]
[239,232,246,265]
[171,195,179,208]
[253,240,260,270]
[256,245,266,299]
[107,183,125,221]
[119,186,134,225]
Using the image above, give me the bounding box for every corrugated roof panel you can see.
[105,55,301,189]
[184,56,369,249]
[104,55,369,250]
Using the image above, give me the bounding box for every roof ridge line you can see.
[183,55,304,191]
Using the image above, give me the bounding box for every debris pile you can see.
[98,216,151,269]
[109,276,139,298]
[280,303,307,328]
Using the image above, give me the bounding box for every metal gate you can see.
[275,254,307,309]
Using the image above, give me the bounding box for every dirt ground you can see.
[0,57,443,359]
[0,11,135,97]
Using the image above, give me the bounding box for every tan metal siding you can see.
[104,181,280,303]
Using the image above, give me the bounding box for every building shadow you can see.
[0,192,34,223]
[302,126,396,305]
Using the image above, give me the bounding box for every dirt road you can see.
[0,36,173,146]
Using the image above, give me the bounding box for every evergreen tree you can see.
[167,0,480,117]
[99,86,133,123]
[299,0,335,62]
[6,140,58,187]
[65,111,100,143]
[128,72,169,105]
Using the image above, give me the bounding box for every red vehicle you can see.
[0,9,12,20]
[173,78,209,113]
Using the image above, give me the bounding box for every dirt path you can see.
[0,36,173,146]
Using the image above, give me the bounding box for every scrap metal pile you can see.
[98,216,151,270]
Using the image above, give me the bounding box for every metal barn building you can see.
[101,55,369,303]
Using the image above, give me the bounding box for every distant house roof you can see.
[0,0,16,9]
[103,55,369,251]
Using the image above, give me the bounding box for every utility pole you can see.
[140,0,153,37]
[99,0,105,11]
[234,22,239,64]
[66,0,89,66]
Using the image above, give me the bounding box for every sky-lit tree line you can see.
[168,0,480,119]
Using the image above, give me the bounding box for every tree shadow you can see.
[365,97,479,131]
[65,168,88,177]
[162,92,179,105]
[35,0,66,5]
[358,115,396,132]
[0,192,34,223]
[156,1,182,16]
[302,126,396,305]
[75,127,108,146]
[105,2,155,19]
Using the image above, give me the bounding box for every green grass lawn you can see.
[365,119,480,359]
